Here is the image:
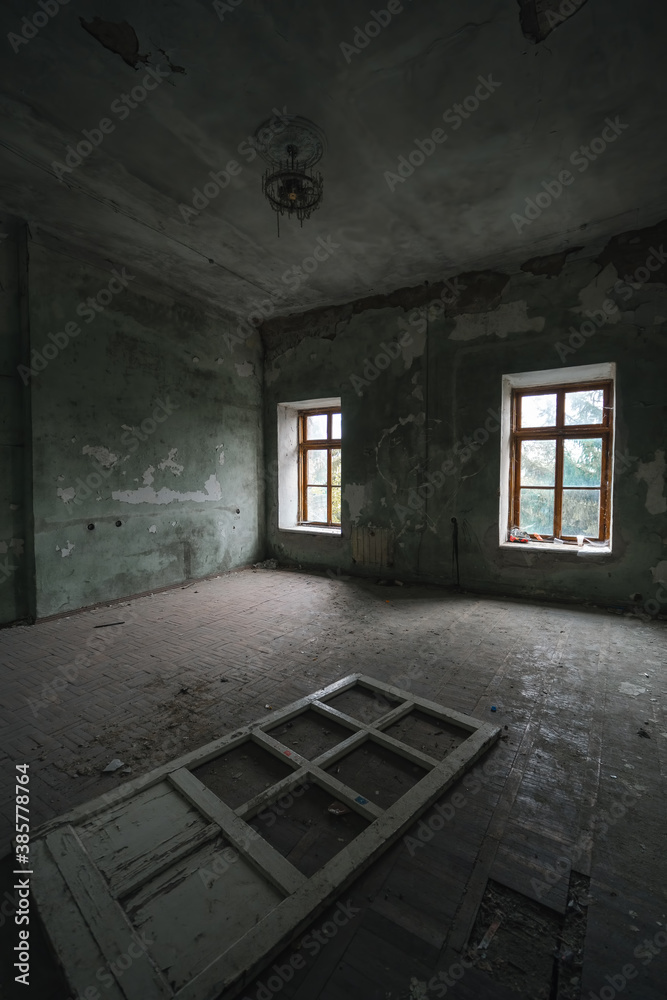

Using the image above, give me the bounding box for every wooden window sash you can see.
[509,381,613,542]
[298,409,342,527]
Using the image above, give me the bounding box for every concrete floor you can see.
[1,568,666,999]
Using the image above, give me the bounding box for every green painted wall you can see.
[25,241,263,620]
[263,238,667,613]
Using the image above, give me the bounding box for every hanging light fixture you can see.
[254,115,326,236]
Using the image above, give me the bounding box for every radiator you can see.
[351,525,394,567]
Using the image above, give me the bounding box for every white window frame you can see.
[277,397,342,535]
[499,362,616,554]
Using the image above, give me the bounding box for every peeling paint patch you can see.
[521,248,582,277]
[235,361,254,378]
[158,449,184,476]
[401,327,426,368]
[57,487,77,504]
[571,264,622,324]
[112,474,223,505]
[411,373,423,401]
[618,682,646,697]
[216,445,225,466]
[343,484,366,523]
[82,445,119,468]
[58,541,75,558]
[148,524,157,533]
[597,219,667,280]
[518,0,590,43]
[142,466,155,486]
[636,450,667,514]
[650,560,667,585]
[80,17,149,68]
[449,301,545,341]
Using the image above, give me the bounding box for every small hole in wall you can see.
[632,593,643,601]
[87,523,95,530]
[236,508,240,514]
[115,520,122,527]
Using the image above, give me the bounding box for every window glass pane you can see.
[519,488,554,535]
[331,487,341,524]
[307,449,328,485]
[332,412,341,439]
[561,489,600,536]
[521,394,557,427]
[565,389,604,425]
[331,449,341,486]
[306,487,327,522]
[521,440,556,486]
[563,438,602,486]
[306,413,327,439]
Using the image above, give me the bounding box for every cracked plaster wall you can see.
[263,229,667,610]
[22,240,263,620]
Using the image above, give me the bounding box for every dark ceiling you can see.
[1,0,667,322]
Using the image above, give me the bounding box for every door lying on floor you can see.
[31,673,500,1000]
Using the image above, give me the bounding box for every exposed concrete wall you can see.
[263,227,667,612]
[26,241,263,620]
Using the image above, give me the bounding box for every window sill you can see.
[499,541,612,555]
[279,525,342,537]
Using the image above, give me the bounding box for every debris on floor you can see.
[102,759,124,772]
[327,801,351,816]
[253,558,278,569]
[468,879,564,999]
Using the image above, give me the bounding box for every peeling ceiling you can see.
[1,0,666,323]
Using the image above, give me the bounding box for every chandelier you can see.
[255,115,325,236]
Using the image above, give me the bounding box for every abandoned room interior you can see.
[0,1,666,998]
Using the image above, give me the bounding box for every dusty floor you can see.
[1,567,666,999]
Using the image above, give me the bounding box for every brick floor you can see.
[0,567,666,999]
